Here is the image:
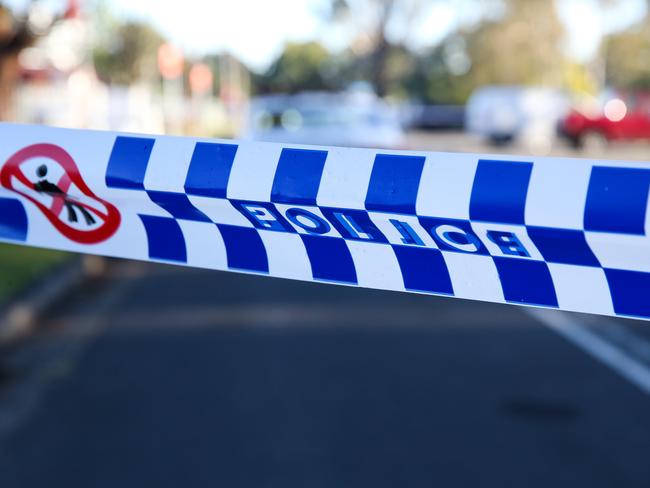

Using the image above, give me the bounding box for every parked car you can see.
[402,103,465,130]
[242,91,404,149]
[465,85,569,151]
[559,90,650,150]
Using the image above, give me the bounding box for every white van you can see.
[465,85,569,152]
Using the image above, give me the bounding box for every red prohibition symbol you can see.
[0,143,120,244]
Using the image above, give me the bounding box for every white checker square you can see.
[524,158,592,229]
[177,220,228,271]
[142,135,197,192]
[585,232,650,272]
[259,230,312,280]
[107,187,172,218]
[316,146,375,209]
[346,240,405,292]
[226,141,282,201]
[416,153,478,219]
[187,196,254,227]
[441,251,505,304]
[92,213,151,261]
[547,263,614,315]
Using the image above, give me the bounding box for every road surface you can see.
[1,259,650,488]
[2,132,650,487]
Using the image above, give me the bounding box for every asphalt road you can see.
[2,133,650,487]
[1,259,650,488]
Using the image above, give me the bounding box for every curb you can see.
[0,255,107,344]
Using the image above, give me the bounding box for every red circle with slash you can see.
[0,143,120,244]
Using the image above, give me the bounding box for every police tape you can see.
[0,123,649,320]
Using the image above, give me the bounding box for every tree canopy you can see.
[255,41,332,94]
[255,0,568,103]
[603,15,650,89]
[93,21,164,85]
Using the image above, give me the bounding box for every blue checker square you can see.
[139,215,187,263]
[0,197,27,241]
[184,142,238,198]
[301,234,357,284]
[106,136,155,189]
[271,148,328,205]
[470,159,532,224]
[217,224,269,273]
[584,166,650,235]
[605,269,650,319]
[147,191,211,222]
[365,154,425,214]
[392,245,453,295]
[527,226,600,267]
[492,257,558,307]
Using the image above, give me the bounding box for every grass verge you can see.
[0,243,70,302]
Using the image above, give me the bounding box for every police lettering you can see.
[234,201,533,258]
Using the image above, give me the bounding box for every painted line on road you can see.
[527,308,650,396]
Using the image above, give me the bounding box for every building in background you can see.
[15,0,166,133]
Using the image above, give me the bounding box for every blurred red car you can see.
[559,91,650,149]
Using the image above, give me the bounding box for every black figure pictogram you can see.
[33,164,96,225]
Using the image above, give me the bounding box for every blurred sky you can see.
[4,0,648,70]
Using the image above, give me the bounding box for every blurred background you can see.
[2,0,650,154]
[2,1,650,487]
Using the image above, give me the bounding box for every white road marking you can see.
[526,308,650,396]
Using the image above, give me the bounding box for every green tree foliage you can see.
[93,21,164,84]
[0,4,35,56]
[603,18,650,89]
[348,43,418,98]
[255,40,419,98]
[404,0,566,103]
[292,0,567,102]
[404,36,473,104]
[201,53,222,94]
[0,4,37,119]
[256,41,332,93]
[256,0,569,102]
[462,0,565,87]
[319,0,434,97]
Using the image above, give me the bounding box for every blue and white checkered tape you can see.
[1,123,649,320]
